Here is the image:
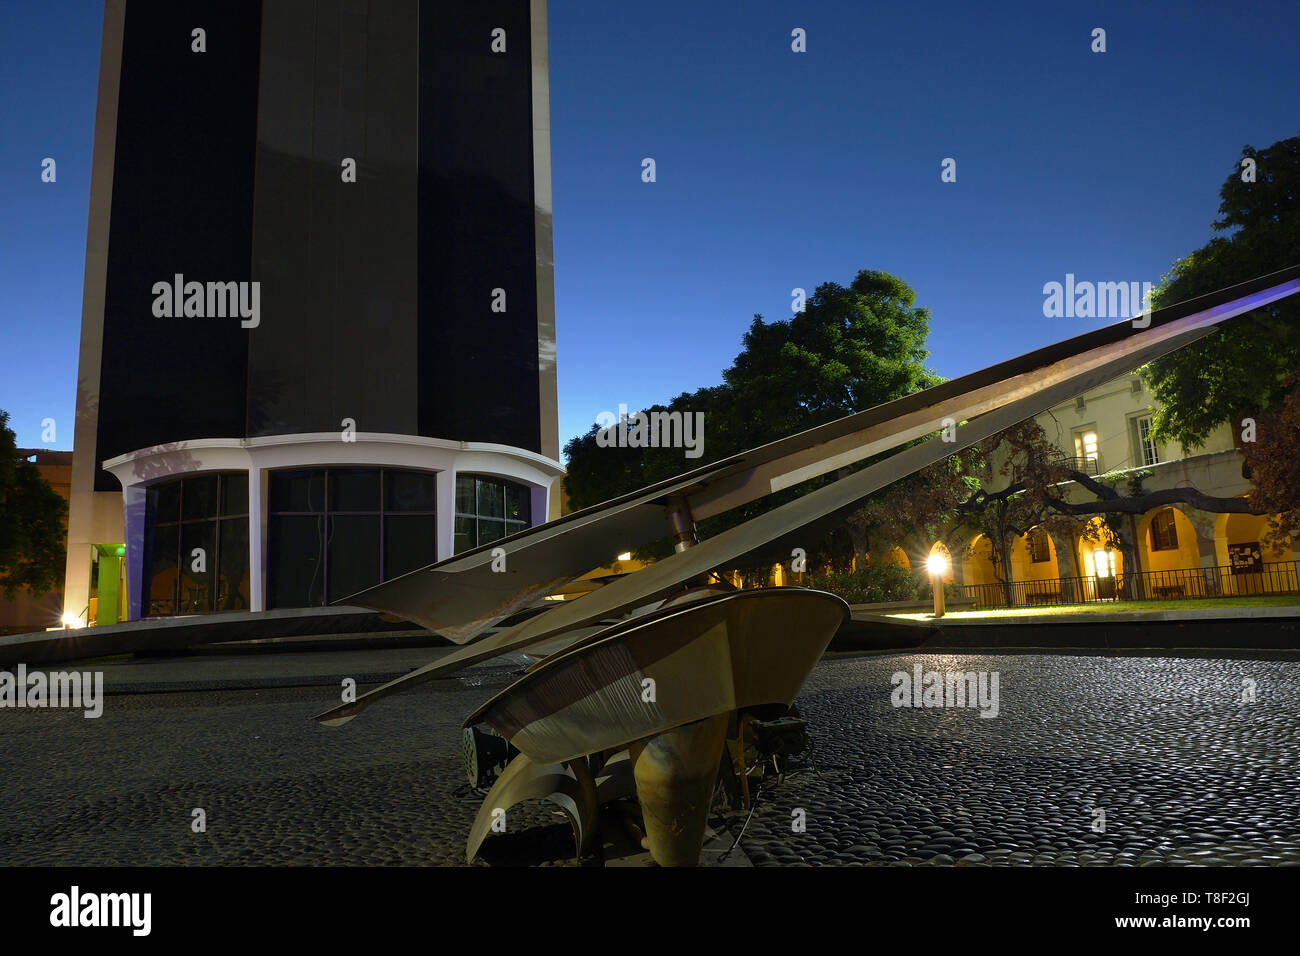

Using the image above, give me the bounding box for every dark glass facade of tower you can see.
[95,0,261,490]
[93,0,544,491]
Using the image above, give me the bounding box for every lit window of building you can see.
[1137,415,1160,466]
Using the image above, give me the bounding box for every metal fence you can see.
[1052,455,1102,476]
[956,561,1300,609]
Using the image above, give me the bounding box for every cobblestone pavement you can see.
[2,652,1298,866]
[743,653,1300,866]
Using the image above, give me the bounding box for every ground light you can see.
[61,613,84,629]
[926,552,949,618]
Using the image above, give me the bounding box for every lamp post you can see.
[927,552,949,618]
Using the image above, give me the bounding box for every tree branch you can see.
[1051,486,1264,517]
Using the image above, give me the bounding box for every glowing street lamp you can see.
[927,552,949,618]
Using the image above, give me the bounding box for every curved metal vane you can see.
[466,754,598,863]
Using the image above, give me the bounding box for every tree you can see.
[0,410,68,599]
[1240,376,1300,545]
[563,270,939,563]
[1142,133,1300,449]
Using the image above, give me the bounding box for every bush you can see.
[805,562,925,604]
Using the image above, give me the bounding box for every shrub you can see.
[805,562,925,604]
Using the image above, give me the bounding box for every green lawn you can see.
[892,594,1300,620]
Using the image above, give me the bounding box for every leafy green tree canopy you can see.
[0,410,68,599]
[562,270,939,559]
[1143,133,1300,448]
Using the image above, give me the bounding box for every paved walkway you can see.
[2,651,1298,866]
[50,645,465,694]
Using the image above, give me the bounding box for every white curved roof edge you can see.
[100,432,565,476]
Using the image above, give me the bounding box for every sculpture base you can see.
[628,713,730,866]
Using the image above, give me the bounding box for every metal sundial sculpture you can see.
[315,267,1300,866]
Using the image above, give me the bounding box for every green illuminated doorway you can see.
[91,543,126,626]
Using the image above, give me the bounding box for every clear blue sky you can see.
[2,0,1298,456]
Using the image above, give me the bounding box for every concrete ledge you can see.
[0,606,443,667]
[923,612,1300,650]
[848,598,978,613]
[916,604,1300,626]
[832,611,932,650]
[830,604,1300,653]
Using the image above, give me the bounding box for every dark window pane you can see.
[179,521,217,613]
[504,483,529,522]
[182,474,219,521]
[478,518,505,545]
[504,520,526,538]
[477,479,504,518]
[1150,509,1179,551]
[150,480,180,525]
[270,469,325,513]
[455,475,475,515]
[384,514,437,578]
[220,472,249,516]
[327,514,381,601]
[218,518,250,611]
[268,514,326,608]
[454,515,475,554]
[145,523,179,616]
[329,469,380,513]
[1028,529,1050,563]
[385,470,437,512]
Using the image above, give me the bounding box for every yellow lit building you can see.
[956,372,1298,603]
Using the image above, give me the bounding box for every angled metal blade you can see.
[314,321,1220,726]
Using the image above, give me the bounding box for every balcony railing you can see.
[1053,455,1102,476]
[956,561,1300,608]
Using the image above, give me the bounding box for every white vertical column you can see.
[437,468,457,561]
[1185,508,1222,597]
[531,485,551,529]
[122,483,147,621]
[249,466,267,612]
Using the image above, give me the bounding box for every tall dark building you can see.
[65,0,559,625]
